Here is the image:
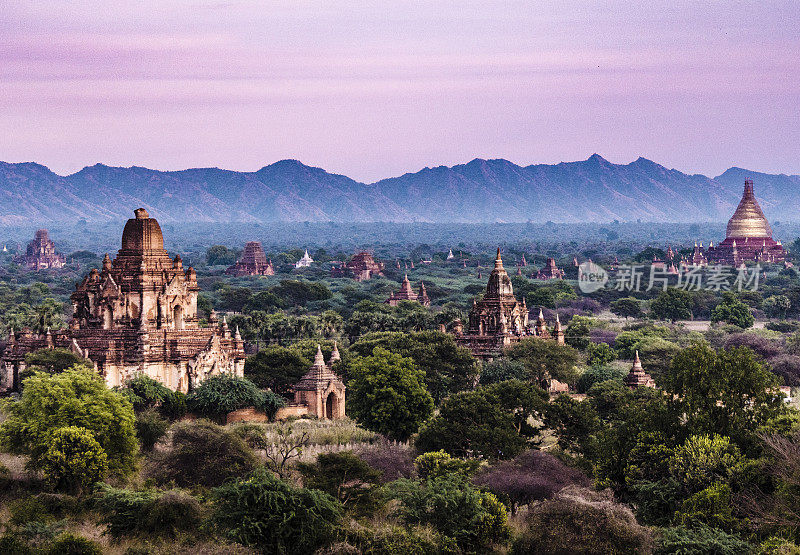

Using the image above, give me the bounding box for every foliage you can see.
[206,245,238,266]
[211,468,343,554]
[577,365,627,394]
[386,474,510,551]
[479,358,530,385]
[44,533,102,555]
[298,451,382,513]
[674,482,736,530]
[186,374,285,421]
[118,374,171,412]
[543,393,603,455]
[416,379,547,459]
[414,450,479,480]
[664,343,785,446]
[244,345,310,397]
[159,389,187,420]
[586,342,617,366]
[24,348,91,375]
[650,288,693,322]
[668,434,742,494]
[505,337,580,387]
[763,294,792,319]
[712,292,755,328]
[654,526,751,555]
[614,330,646,359]
[346,347,434,441]
[511,486,652,555]
[610,297,643,320]
[350,331,477,404]
[147,420,259,488]
[134,409,170,451]
[40,426,108,494]
[0,367,137,477]
[564,315,594,349]
[473,450,590,513]
[263,423,311,478]
[355,443,416,483]
[96,486,202,538]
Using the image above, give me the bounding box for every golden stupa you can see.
[725,179,772,238]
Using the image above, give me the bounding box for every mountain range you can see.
[1,155,798,224]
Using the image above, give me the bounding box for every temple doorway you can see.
[325,392,337,419]
[173,305,184,329]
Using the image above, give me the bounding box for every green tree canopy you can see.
[610,297,643,320]
[186,375,285,422]
[0,367,137,477]
[711,292,755,329]
[650,288,693,322]
[346,347,434,441]
[244,345,310,398]
[350,331,477,404]
[505,337,580,388]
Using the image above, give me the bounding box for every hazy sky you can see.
[1,1,799,181]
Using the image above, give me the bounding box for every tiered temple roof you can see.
[385,274,430,306]
[536,257,564,280]
[14,229,65,270]
[331,251,385,281]
[1,209,245,394]
[292,344,346,419]
[623,351,655,389]
[226,241,274,276]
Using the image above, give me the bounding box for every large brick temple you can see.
[1,209,245,393]
[453,249,564,359]
[14,229,66,270]
[705,179,786,265]
[226,241,275,276]
[331,251,385,281]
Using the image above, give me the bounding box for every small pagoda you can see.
[537,257,564,280]
[330,251,385,281]
[385,275,430,307]
[14,229,65,270]
[292,344,346,420]
[225,241,274,276]
[623,351,655,389]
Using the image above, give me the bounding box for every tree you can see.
[147,420,259,488]
[40,426,109,495]
[668,434,742,494]
[650,288,693,322]
[186,375,285,422]
[586,342,617,366]
[564,316,594,350]
[347,347,434,441]
[350,331,477,404]
[387,474,510,551]
[610,297,643,320]
[505,338,580,388]
[577,365,627,394]
[244,345,310,398]
[664,343,785,446]
[416,380,547,459]
[0,367,137,477]
[414,450,479,480]
[212,468,343,554]
[479,358,529,386]
[206,245,238,266]
[24,348,91,375]
[712,292,755,328]
[298,451,381,511]
[117,374,171,412]
[218,287,253,313]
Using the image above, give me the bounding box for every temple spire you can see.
[314,344,325,366]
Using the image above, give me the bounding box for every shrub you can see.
[0,368,137,477]
[765,320,799,333]
[134,409,170,451]
[44,533,102,555]
[186,375,285,422]
[577,365,627,393]
[355,443,416,483]
[414,450,479,480]
[159,390,187,420]
[473,450,591,513]
[40,426,108,495]
[96,486,201,538]
[479,358,529,386]
[654,526,751,554]
[146,420,259,488]
[586,342,618,366]
[298,451,382,514]
[211,468,343,553]
[343,523,458,554]
[118,375,171,412]
[387,474,510,551]
[512,486,652,555]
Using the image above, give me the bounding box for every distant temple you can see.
[226,241,274,277]
[295,250,314,268]
[14,229,65,270]
[702,179,786,265]
[385,274,430,306]
[1,209,245,394]
[331,251,385,281]
[623,351,655,389]
[536,257,564,280]
[453,249,564,360]
[291,344,346,420]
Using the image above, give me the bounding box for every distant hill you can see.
[1,156,798,224]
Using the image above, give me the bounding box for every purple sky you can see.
[2,1,799,182]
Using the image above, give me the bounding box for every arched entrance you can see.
[325,392,337,420]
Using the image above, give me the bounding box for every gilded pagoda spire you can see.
[726,178,772,238]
